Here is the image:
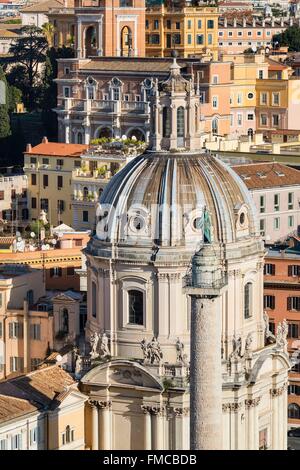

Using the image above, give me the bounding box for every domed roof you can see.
[94,151,259,249]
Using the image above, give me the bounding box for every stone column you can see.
[173,407,188,450]
[170,104,177,150]
[245,398,260,450]
[151,406,165,450]
[270,384,287,450]
[141,406,152,450]
[97,18,103,56]
[89,400,99,450]
[77,18,82,58]
[99,401,112,450]
[190,295,222,449]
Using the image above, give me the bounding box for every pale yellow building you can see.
[146,4,219,60]
[24,138,88,228]
[0,365,86,450]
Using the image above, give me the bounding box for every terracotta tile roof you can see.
[266,58,288,71]
[21,0,63,13]
[25,142,88,157]
[80,58,188,73]
[232,162,300,190]
[269,129,300,135]
[0,366,75,423]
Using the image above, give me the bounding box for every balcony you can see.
[59,98,150,115]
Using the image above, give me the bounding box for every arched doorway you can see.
[85,26,97,57]
[212,118,218,136]
[248,128,254,140]
[127,128,145,141]
[96,127,113,138]
[121,26,133,57]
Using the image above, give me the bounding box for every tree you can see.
[273,26,300,52]
[42,22,55,45]
[0,65,11,139]
[8,86,22,113]
[8,26,48,107]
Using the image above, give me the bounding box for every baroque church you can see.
[78,58,290,450]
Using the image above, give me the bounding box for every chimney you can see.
[271,19,275,27]
[280,17,284,27]
[42,136,49,144]
[233,18,237,27]
[262,19,265,27]
[252,18,256,27]
[224,17,227,28]
[290,17,294,27]
[26,143,32,153]
[243,18,246,27]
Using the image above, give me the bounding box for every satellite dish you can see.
[56,354,63,362]
[252,46,257,53]
[52,239,57,245]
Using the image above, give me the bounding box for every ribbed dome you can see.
[94,151,259,248]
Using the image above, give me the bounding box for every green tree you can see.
[8,26,48,108]
[41,22,55,45]
[0,65,11,139]
[8,85,22,113]
[273,26,300,52]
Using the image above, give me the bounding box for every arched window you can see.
[244,282,253,319]
[121,26,133,57]
[77,132,83,144]
[83,187,89,198]
[177,106,185,147]
[85,26,97,57]
[128,289,143,325]
[98,188,103,198]
[163,106,171,138]
[62,308,69,333]
[92,281,97,318]
[288,403,300,419]
[212,117,218,136]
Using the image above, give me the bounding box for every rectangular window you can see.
[198,20,202,29]
[31,197,37,209]
[207,20,214,29]
[237,114,242,126]
[244,283,252,319]
[212,75,218,84]
[260,92,267,104]
[10,357,24,373]
[237,93,242,104]
[9,322,23,339]
[259,428,268,450]
[272,114,279,126]
[166,20,171,29]
[212,96,218,109]
[57,175,63,189]
[259,219,265,236]
[288,265,300,277]
[175,22,180,30]
[67,267,75,276]
[31,358,41,370]
[260,114,267,126]
[150,33,160,45]
[92,281,97,318]
[238,31,243,37]
[274,194,280,212]
[0,190,4,200]
[40,199,48,211]
[288,322,299,338]
[42,158,49,165]
[56,159,64,168]
[187,34,192,45]
[30,157,37,164]
[31,174,37,186]
[258,70,264,79]
[173,33,181,45]
[83,210,89,222]
[288,297,300,311]
[274,217,280,230]
[288,215,294,228]
[63,87,70,98]
[0,439,7,450]
[50,267,62,277]
[196,34,203,45]
[264,264,275,275]
[247,113,254,121]
[11,434,22,450]
[187,20,192,29]
[145,19,148,29]
[288,192,294,210]
[57,200,65,212]
[43,174,48,187]
[207,34,213,45]
[272,93,280,105]
[30,324,41,340]
[153,19,159,29]
[259,195,265,213]
[264,295,275,310]
[228,31,233,37]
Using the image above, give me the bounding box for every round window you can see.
[132,216,144,231]
[193,217,202,230]
[248,92,254,99]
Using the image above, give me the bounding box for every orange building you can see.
[264,236,300,428]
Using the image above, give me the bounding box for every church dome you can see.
[94,151,259,248]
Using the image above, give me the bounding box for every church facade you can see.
[79,58,290,450]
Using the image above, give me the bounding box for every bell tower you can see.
[149,55,204,152]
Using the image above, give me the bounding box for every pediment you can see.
[81,360,163,390]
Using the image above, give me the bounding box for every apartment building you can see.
[0,173,28,234]
[0,264,52,379]
[145,3,219,60]
[218,16,300,54]
[24,138,88,227]
[233,162,300,243]
[0,365,86,450]
[264,237,300,428]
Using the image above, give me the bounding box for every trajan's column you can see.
[185,237,227,450]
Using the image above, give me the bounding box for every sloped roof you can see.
[25,142,88,157]
[232,162,300,190]
[21,0,63,13]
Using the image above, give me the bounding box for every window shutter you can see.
[271,296,275,310]
[37,324,41,340]
[288,265,292,276]
[272,264,275,275]
[287,297,292,310]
